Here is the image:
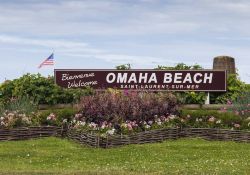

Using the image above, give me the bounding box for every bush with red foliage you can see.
[77,90,178,124]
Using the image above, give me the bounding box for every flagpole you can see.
[52,50,55,78]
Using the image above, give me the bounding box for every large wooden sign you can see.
[54,69,227,91]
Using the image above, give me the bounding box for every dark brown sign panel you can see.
[54,69,227,91]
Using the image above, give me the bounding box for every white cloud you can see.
[0,35,88,49]
[0,34,175,67]
[0,0,249,82]
[0,0,249,37]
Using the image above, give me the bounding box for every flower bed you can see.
[0,90,250,147]
[68,111,250,137]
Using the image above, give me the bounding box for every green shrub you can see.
[115,63,131,70]
[214,74,247,104]
[0,102,4,115]
[4,96,38,115]
[176,92,206,104]
[0,74,94,105]
[37,108,77,126]
[230,91,250,118]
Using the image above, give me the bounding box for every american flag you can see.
[38,53,54,68]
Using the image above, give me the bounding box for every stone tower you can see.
[213,56,236,74]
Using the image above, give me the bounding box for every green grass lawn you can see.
[0,137,249,175]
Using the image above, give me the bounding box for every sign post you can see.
[205,92,210,104]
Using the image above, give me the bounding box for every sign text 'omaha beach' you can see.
[55,70,227,91]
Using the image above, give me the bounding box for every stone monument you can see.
[213,56,236,74]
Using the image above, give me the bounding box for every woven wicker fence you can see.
[67,128,250,148]
[0,126,62,141]
[181,128,250,142]
[0,127,249,147]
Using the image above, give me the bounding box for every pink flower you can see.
[234,123,240,128]
[47,113,56,121]
[127,123,133,130]
[131,121,138,127]
[160,115,166,121]
[89,122,97,129]
[101,124,106,129]
[220,107,227,112]
[108,122,112,127]
[227,100,232,105]
[234,111,239,115]
[75,113,83,119]
[123,90,129,96]
[208,116,215,123]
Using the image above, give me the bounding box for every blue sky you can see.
[0,0,250,83]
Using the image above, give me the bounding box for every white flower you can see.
[18,113,26,118]
[148,121,153,125]
[157,121,162,125]
[0,117,4,121]
[0,121,5,126]
[145,124,151,129]
[121,123,128,128]
[89,122,97,128]
[216,120,221,124]
[62,119,68,123]
[106,128,115,135]
[22,117,30,123]
[8,113,15,117]
[169,115,176,120]
[79,121,86,126]
[156,118,161,122]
